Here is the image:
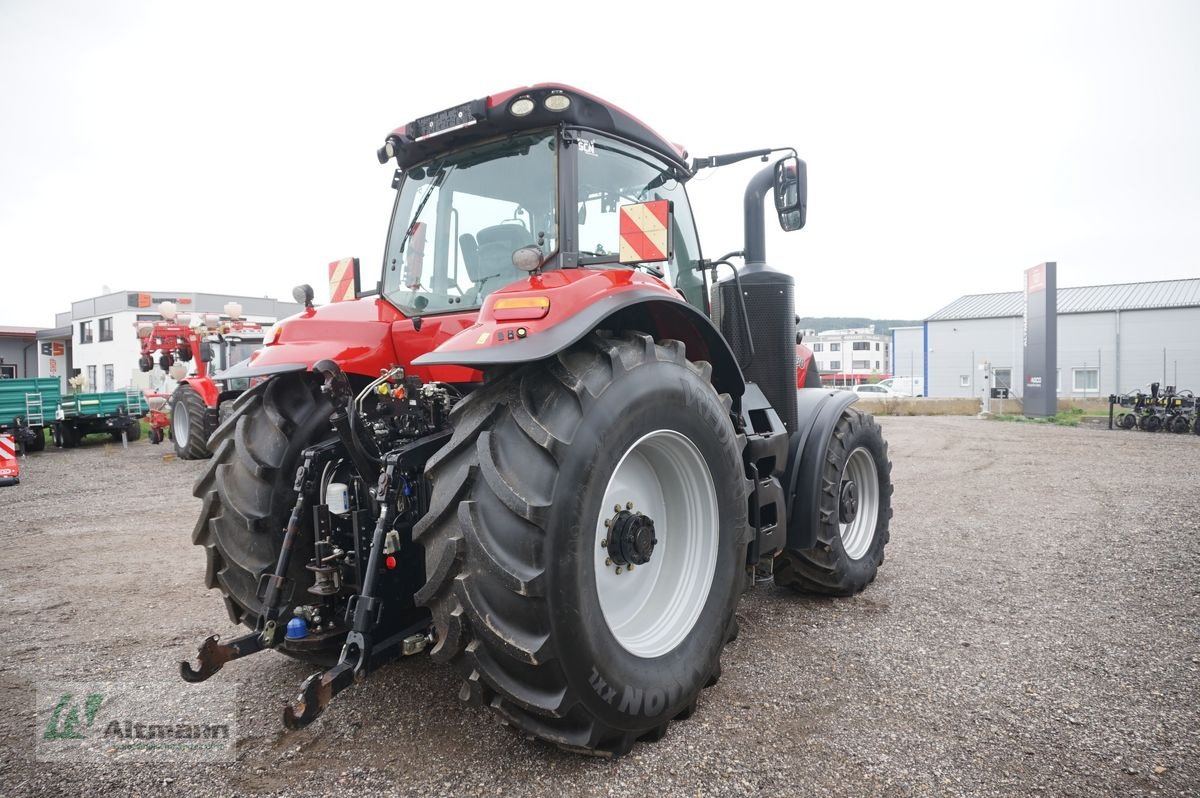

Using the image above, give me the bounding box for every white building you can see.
[807,326,891,386]
[901,278,1200,398]
[38,290,301,393]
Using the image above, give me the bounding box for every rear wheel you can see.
[191,373,333,662]
[172,384,213,459]
[415,332,749,756]
[774,408,893,596]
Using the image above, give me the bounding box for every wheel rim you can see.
[838,447,880,561]
[173,405,190,447]
[594,430,719,659]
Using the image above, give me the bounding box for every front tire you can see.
[415,332,750,756]
[774,408,893,596]
[172,384,213,459]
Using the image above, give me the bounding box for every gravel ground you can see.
[0,416,1196,797]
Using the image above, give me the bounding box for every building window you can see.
[99,317,113,342]
[959,375,970,387]
[852,341,870,351]
[829,360,841,370]
[994,368,1012,390]
[86,365,97,391]
[812,343,823,352]
[79,321,93,344]
[103,364,114,392]
[830,343,840,352]
[852,359,871,370]
[874,361,880,370]
[874,342,880,351]
[1073,368,1099,393]
[0,364,16,379]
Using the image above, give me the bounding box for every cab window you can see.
[574,133,706,309]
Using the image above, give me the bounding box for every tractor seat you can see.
[466,223,532,300]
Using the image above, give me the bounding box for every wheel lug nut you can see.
[615,567,623,575]
[614,504,622,513]
[605,558,612,567]
[600,538,608,547]
[604,518,611,527]
[627,564,635,571]
[626,501,633,510]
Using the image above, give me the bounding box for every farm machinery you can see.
[180,84,895,756]
[1109,383,1198,434]
[0,377,57,453]
[136,303,265,457]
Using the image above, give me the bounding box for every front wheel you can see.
[774,408,893,596]
[415,332,749,756]
[172,384,213,459]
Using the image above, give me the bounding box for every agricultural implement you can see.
[181,84,895,756]
[0,377,57,453]
[52,389,147,447]
[136,303,265,457]
[1110,382,1198,434]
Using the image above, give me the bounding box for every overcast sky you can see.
[1,1,1197,328]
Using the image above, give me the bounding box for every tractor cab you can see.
[377,85,770,322]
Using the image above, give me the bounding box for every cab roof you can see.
[380,83,690,173]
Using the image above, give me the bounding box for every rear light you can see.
[493,296,550,321]
[385,555,397,570]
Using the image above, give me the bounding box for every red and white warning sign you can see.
[328,257,360,303]
[0,434,20,484]
[619,200,673,264]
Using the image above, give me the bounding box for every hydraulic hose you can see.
[312,360,380,485]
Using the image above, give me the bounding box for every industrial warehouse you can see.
[891,277,1200,399]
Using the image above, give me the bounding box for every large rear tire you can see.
[774,408,893,596]
[190,373,334,662]
[172,384,213,460]
[415,332,750,756]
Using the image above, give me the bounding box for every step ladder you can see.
[125,387,145,415]
[24,393,44,427]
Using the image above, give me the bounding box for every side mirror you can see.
[197,341,214,363]
[774,156,807,232]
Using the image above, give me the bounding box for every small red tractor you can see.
[136,303,265,458]
[181,85,894,756]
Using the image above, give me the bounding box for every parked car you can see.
[849,383,905,399]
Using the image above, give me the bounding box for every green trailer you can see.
[0,377,60,452]
[53,389,148,447]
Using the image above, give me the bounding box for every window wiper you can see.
[399,162,452,255]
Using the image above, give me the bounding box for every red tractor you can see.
[181,84,893,757]
[136,304,265,458]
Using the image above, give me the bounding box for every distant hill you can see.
[797,317,922,336]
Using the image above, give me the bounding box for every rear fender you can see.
[413,270,745,400]
[784,388,859,551]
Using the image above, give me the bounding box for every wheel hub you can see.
[606,508,657,567]
[839,479,859,523]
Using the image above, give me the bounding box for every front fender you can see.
[784,388,859,551]
[180,377,219,409]
[413,269,745,399]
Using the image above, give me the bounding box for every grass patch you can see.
[990,408,1084,427]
